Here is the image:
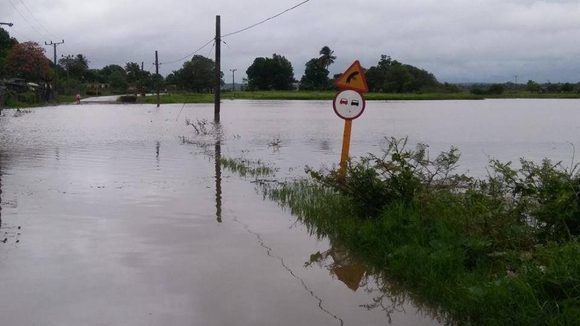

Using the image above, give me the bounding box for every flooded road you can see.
[1,99,579,325]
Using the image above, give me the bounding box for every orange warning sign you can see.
[335,60,368,93]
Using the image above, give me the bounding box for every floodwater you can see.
[1,99,579,325]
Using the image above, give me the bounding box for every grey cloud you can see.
[3,0,580,82]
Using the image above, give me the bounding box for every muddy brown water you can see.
[1,99,579,325]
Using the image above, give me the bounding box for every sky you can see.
[2,0,580,83]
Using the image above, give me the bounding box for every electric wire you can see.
[16,0,55,38]
[160,38,215,65]
[222,0,311,38]
[162,0,310,66]
[7,0,48,40]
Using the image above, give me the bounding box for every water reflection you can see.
[0,150,2,231]
[304,246,367,292]
[306,244,368,291]
[155,141,160,168]
[215,140,222,223]
[306,243,448,324]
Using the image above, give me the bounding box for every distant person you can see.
[76,94,81,104]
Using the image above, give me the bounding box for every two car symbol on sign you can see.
[339,98,359,106]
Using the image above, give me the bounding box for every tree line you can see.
[5,25,580,106]
[2,25,447,101]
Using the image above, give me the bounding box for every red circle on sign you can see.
[333,90,366,120]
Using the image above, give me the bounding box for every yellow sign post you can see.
[333,61,369,179]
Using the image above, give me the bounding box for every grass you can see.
[142,91,485,104]
[220,157,276,178]
[487,91,580,99]
[2,94,77,109]
[222,138,580,325]
[142,90,580,105]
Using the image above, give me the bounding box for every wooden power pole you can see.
[214,15,221,123]
[155,50,160,107]
[44,40,64,98]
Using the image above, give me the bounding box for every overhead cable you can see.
[160,38,215,65]
[222,0,311,38]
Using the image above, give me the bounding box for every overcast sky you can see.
[3,0,580,83]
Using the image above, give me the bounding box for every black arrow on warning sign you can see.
[346,71,359,84]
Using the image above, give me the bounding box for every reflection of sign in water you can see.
[306,246,368,291]
[333,90,366,120]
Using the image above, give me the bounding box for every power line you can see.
[159,0,310,66]
[16,0,55,38]
[222,0,311,38]
[7,0,48,39]
[160,38,215,65]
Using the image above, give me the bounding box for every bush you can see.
[308,138,462,218]
[118,95,137,103]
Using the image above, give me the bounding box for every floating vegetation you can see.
[268,137,282,148]
[220,157,277,178]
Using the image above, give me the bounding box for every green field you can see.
[141,90,580,105]
[142,91,484,104]
[1,94,77,109]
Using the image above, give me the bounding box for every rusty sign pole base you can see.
[338,119,353,179]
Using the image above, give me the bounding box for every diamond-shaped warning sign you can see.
[335,60,368,93]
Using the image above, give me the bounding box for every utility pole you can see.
[155,50,160,108]
[214,15,221,123]
[230,69,237,94]
[141,61,144,71]
[45,40,64,66]
[45,40,64,98]
[0,23,12,110]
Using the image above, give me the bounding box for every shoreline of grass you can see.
[142,91,483,104]
[141,90,580,105]
[1,95,76,109]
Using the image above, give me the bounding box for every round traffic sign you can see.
[333,90,366,120]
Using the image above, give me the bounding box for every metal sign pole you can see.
[339,119,353,179]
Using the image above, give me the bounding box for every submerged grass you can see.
[220,157,276,178]
[257,138,580,325]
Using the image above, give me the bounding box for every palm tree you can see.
[318,46,336,69]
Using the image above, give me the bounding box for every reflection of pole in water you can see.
[0,151,3,230]
[155,141,160,167]
[215,140,222,223]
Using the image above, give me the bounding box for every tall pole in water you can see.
[155,50,160,107]
[214,15,221,123]
[230,68,237,95]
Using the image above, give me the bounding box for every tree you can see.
[109,70,128,92]
[246,54,294,90]
[0,27,18,77]
[526,80,540,93]
[100,64,126,77]
[58,54,89,80]
[300,58,330,90]
[366,55,438,93]
[168,55,220,92]
[125,62,143,84]
[318,46,336,69]
[5,42,52,82]
[124,62,158,93]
